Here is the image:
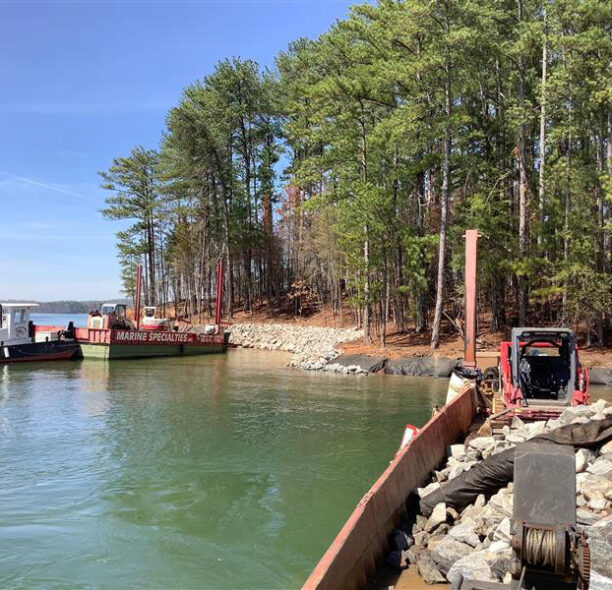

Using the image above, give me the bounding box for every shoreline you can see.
[228,322,461,377]
[228,322,612,384]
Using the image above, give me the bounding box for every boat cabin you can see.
[0,303,38,345]
[500,327,589,407]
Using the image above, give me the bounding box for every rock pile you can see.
[228,323,362,370]
[386,399,612,586]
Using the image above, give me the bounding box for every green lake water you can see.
[0,349,449,589]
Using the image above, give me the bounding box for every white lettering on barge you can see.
[111,330,201,345]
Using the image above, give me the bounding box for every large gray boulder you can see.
[588,457,612,479]
[416,552,447,584]
[559,405,594,425]
[591,571,612,590]
[577,509,601,526]
[447,553,493,585]
[418,481,441,499]
[425,502,447,533]
[449,444,467,459]
[448,522,480,547]
[488,490,513,518]
[578,473,610,501]
[492,517,511,542]
[468,437,496,455]
[480,541,514,581]
[576,448,596,473]
[589,517,612,578]
[525,420,548,437]
[430,537,472,576]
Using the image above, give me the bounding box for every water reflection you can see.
[0,364,10,404]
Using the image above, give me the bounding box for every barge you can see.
[74,325,228,360]
[73,262,228,360]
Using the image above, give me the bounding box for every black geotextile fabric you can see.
[329,354,388,373]
[419,417,612,516]
[589,368,612,386]
[384,357,460,378]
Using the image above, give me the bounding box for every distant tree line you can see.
[101,0,612,348]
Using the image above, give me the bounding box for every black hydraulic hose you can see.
[420,417,612,516]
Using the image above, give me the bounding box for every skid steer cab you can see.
[88,304,134,331]
[500,328,589,409]
[141,306,172,332]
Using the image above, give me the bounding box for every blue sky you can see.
[0,0,353,301]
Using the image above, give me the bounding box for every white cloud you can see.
[0,171,102,204]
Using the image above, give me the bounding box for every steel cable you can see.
[525,528,557,568]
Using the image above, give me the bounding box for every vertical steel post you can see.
[215,260,223,328]
[463,230,478,369]
[135,264,143,331]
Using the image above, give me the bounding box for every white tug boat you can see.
[0,303,79,363]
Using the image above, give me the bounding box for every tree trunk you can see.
[381,256,389,347]
[517,0,528,326]
[222,187,233,318]
[263,192,274,310]
[562,136,572,323]
[608,107,612,174]
[431,51,451,350]
[596,131,605,346]
[606,107,612,278]
[586,317,592,348]
[537,10,547,256]
[393,151,406,333]
[415,170,428,333]
[363,228,371,344]
[359,100,372,344]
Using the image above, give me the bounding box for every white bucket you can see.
[446,370,475,404]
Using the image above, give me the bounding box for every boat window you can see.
[13,309,25,323]
[518,339,572,402]
[523,346,560,357]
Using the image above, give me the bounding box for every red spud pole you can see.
[463,230,478,369]
[135,264,143,330]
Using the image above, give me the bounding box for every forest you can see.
[100,0,612,348]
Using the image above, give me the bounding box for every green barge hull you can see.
[78,342,227,360]
[74,327,229,360]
